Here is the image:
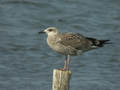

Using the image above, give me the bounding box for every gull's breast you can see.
[47,38,78,56]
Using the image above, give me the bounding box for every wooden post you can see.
[52,69,72,90]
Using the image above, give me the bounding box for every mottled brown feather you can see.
[57,33,92,50]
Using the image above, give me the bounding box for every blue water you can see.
[0,0,120,90]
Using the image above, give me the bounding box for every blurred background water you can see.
[0,0,120,90]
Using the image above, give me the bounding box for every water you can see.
[0,0,120,90]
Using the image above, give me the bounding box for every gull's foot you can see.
[58,68,69,71]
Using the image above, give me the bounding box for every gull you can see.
[39,27,110,70]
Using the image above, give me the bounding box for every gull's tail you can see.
[86,37,111,47]
[97,40,111,47]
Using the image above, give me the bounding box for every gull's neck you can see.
[47,32,60,45]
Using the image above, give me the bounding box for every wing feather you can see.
[57,33,91,50]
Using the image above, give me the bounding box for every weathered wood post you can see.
[52,69,72,90]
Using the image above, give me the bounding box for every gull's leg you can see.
[66,55,70,70]
[63,56,67,70]
[59,55,68,71]
[62,55,70,70]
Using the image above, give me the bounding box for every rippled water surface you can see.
[0,0,120,90]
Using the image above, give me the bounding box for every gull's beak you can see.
[38,30,45,34]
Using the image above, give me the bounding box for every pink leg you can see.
[66,55,70,70]
[59,55,70,71]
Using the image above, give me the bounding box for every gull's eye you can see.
[48,29,53,32]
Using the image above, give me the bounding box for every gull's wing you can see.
[57,32,92,50]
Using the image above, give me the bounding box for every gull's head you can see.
[39,27,58,36]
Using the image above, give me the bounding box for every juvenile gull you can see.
[39,27,110,70]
